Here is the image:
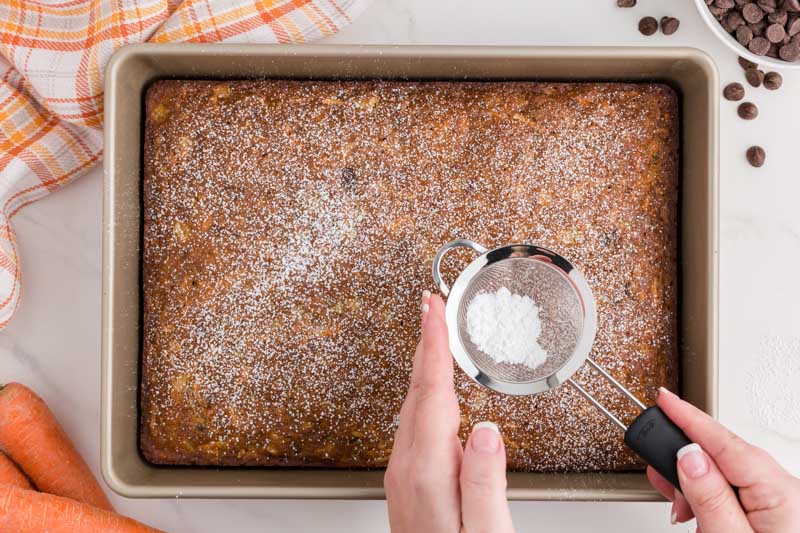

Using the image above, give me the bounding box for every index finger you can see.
[657,387,784,488]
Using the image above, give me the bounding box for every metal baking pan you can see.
[102,44,719,500]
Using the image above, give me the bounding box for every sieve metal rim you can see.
[432,240,598,397]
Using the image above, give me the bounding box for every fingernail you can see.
[659,386,675,398]
[420,290,431,319]
[677,443,708,479]
[670,508,677,525]
[471,421,501,453]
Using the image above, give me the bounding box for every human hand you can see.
[647,388,800,532]
[384,291,515,533]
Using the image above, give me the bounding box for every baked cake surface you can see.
[141,79,679,470]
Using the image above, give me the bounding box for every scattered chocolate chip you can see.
[746,146,766,167]
[743,2,765,22]
[661,16,680,35]
[763,70,782,89]
[639,16,659,35]
[738,101,759,119]
[779,41,800,59]
[737,24,755,44]
[616,0,636,6]
[749,35,771,53]
[340,167,356,188]
[723,82,746,100]
[738,56,759,68]
[745,67,766,86]
[766,22,787,41]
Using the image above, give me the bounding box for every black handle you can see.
[624,406,691,490]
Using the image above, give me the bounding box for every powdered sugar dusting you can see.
[140,79,679,470]
[748,336,800,441]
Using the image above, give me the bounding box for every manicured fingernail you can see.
[659,386,675,398]
[670,508,677,525]
[471,421,501,453]
[420,290,431,318]
[677,443,708,479]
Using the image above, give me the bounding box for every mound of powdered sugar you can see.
[465,287,549,369]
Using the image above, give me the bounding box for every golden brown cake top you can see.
[141,79,679,470]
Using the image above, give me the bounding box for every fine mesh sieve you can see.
[455,257,584,386]
[432,239,694,491]
[433,240,596,397]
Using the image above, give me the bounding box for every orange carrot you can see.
[0,484,163,532]
[0,383,113,510]
[0,450,31,489]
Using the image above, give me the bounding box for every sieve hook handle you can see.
[431,239,488,297]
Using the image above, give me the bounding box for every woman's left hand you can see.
[384,291,515,533]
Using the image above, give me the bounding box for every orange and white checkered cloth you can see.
[0,0,370,328]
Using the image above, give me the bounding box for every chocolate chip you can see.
[738,56,759,68]
[766,21,787,40]
[787,15,800,35]
[779,41,800,59]
[709,5,729,16]
[716,0,736,7]
[750,20,767,35]
[743,2,765,22]
[639,16,659,35]
[723,82,746,100]
[746,146,766,167]
[727,10,747,28]
[749,35,771,53]
[783,0,800,11]
[616,0,636,6]
[737,24,755,44]
[767,8,788,23]
[745,67,765,85]
[764,70,783,88]
[738,101,759,119]
[758,0,777,13]
[767,42,780,55]
[661,16,680,35]
[340,167,356,188]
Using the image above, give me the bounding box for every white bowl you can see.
[693,0,800,70]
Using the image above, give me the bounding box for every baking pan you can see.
[102,44,719,500]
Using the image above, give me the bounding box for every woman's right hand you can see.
[647,388,800,532]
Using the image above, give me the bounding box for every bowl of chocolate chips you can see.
[695,0,800,68]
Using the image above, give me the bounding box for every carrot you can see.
[0,383,113,510]
[0,484,163,532]
[0,450,31,489]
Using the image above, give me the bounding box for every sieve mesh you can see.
[456,257,584,384]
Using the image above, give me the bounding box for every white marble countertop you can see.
[2,0,799,531]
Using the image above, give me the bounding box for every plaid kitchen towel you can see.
[0,0,370,328]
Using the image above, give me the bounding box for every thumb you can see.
[459,422,514,533]
[676,443,752,533]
